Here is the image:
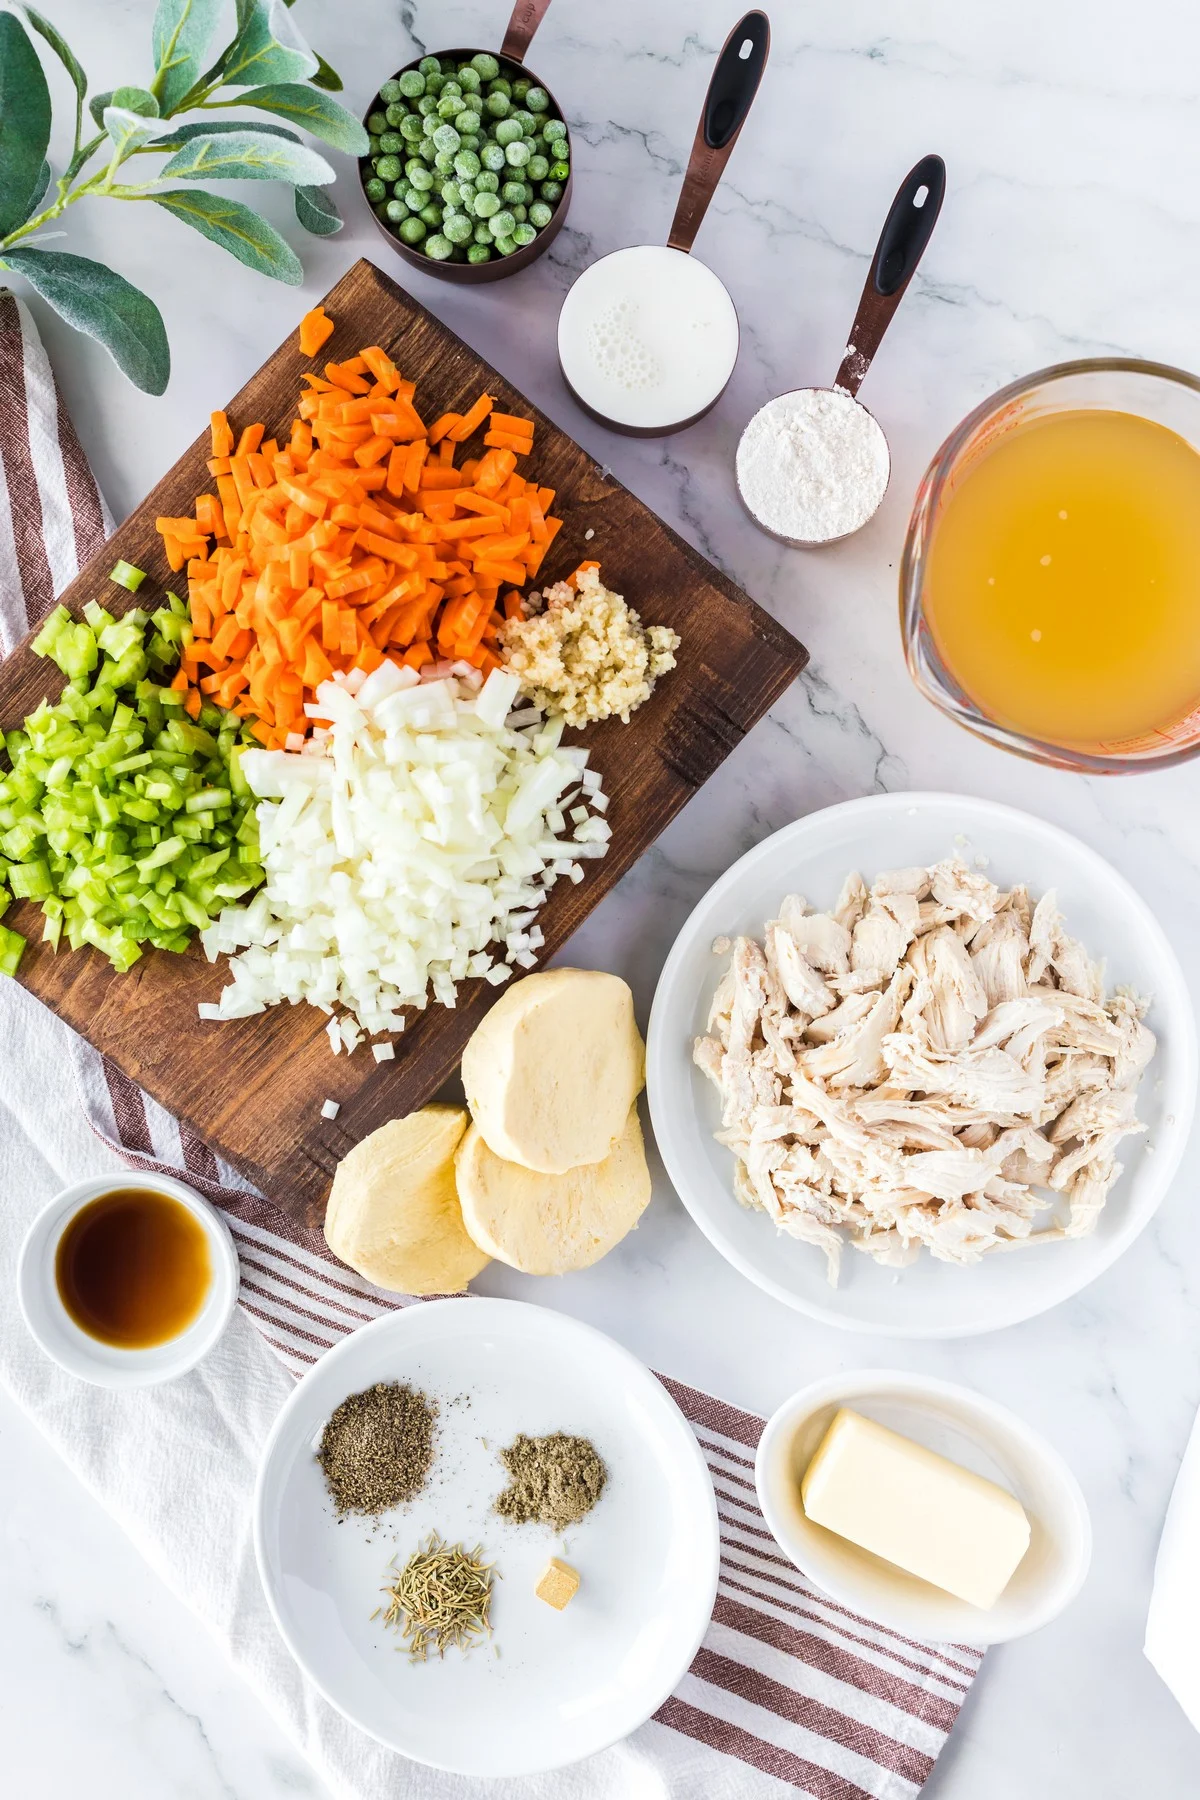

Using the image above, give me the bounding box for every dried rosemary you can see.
[381,1532,497,1663]
[317,1382,436,1517]
[495,1433,607,1531]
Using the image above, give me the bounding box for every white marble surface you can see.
[6,0,1200,1792]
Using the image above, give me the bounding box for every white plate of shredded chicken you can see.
[646,794,1196,1336]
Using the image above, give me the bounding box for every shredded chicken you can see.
[692,857,1155,1284]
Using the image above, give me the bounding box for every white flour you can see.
[736,386,890,542]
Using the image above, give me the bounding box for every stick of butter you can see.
[800,1408,1031,1610]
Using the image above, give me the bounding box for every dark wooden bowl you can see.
[358,47,573,285]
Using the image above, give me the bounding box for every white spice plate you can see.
[646,792,1197,1337]
[254,1297,719,1777]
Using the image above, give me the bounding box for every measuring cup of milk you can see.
[556,11,769,436]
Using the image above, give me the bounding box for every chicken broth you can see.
[923,408,1200,749]
[55,1187,211,1348]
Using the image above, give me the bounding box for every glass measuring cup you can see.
[556,11,770,435]
[901,358,1200,773]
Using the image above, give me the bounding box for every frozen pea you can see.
[454,148,481,180]
[364,176,387,202]
[488,76,512,98]
[417,94,439,116]
[399,215,426,243]
[495,118,522,146]
[457,66,481,92]
[512,76,530,100]
[512,222,536,246]
[425,70,445,95]
[484,91,511,118]
[473,190,500,217]
[379,78,404,103]
[461,134,481,152]
[527,153,549,181]
[467,241,492,263]
[437,94,464,119]
[500,180,527,204]
[542,116,567,143]
[418,200,443,227]
[539,178,563,202]
[470,52,500,80]
[513,109,536,134]
[473,219,493,242]
[505,140,530,167]
[439,55,457,73]
[367,110,387,134]
[417,138,438,161]
[367,133,381,154]
[398,69,424,98]
[528,200,552,228]
[434,149,457,174]
[433,123,461,154]
[399,113,425,142]
[440,179,463,208]
[494,233,518,255]
[421,112,439,134]
[418,54,440,74]
[525,86,549,111]
[401,184,424,209]
[488,209,516,238]
[481,141,506,171]
[440,79,462,98]
[378,131,403,153]
[376,154,402,181]
[384,197,406,223]
[385,103,406,127]
[476,169,500,193]
[512,203,527,222]
[548,160,569,181]
[425,233,453,260]
[407,160,433,187]
[443,213,473,245]
[456,110,481,135]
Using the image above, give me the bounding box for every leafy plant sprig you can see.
[0,0,368,394]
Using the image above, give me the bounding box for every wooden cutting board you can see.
[0,258,806,1228]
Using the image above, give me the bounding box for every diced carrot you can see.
[210,411,234,457]
[449,394,495,441]
[237,423,265,455]
[298,306,335,358]
[484,429,535,453]
[419,466,464,490]
[428,412,462,444]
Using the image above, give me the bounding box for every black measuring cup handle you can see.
[501,0,555,64]
[834,153,947,398]
[667,11,771,254]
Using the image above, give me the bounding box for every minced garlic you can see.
[499,565,680,728]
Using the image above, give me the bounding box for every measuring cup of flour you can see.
[736,153,946,547]
[556,11,770,436]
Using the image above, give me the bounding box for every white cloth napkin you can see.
[1146,1411,1200,1728]
[0,286,980,1800]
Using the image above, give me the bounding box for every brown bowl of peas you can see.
[358,16,573,284]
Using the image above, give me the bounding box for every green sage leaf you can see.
[235,82,368,155]
[104,105,160,160]
[90,85,158,127]
[152,187,302,283]
[222,0,318,88]
[159,127,334,185]
[22,8,86,104]
[23,158,52,220]
[311,53,343,93]
[0,247,169,393]
[149,117,300,151]
[88,88,113,127]
[294,182,341,235]
[0,14,52,239]
[151,0,221,113]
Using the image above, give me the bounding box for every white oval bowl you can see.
[646,792,1197,1337]
[755,1368,1092,1645]
[254,1297,719,1779]
[17,1171,239,1387]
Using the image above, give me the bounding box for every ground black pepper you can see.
[317,1381,436,1516]
[494,1432,607,1530]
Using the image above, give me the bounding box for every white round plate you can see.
[254,1297,718,1777]
[646,792,1197,1337]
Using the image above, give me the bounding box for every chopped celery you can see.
[109,559,147,592]
[0,602,264,971]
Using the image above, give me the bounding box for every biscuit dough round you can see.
[455,1105,651,1274]
[324,1105,489,1295]
[461,968,645,1173]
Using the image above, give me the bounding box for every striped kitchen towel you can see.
[0,286,983,1800]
